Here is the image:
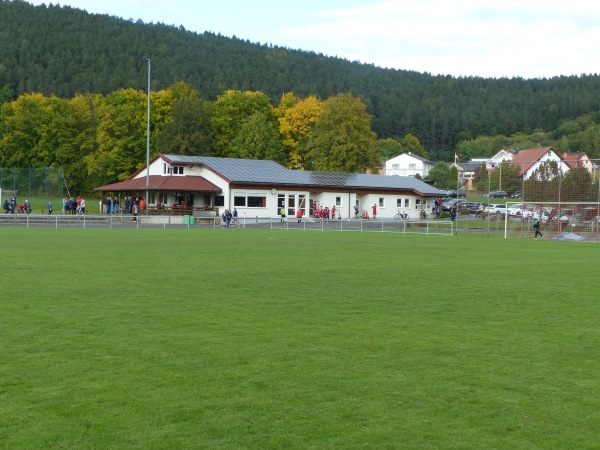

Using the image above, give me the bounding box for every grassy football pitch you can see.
[1,228,599,449]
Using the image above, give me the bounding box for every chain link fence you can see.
[0,167,67,210]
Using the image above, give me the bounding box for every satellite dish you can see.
[271,188,277,195]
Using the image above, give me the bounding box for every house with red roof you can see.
[561,152,594,174]
[509,147,570,180]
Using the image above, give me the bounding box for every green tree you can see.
[373,138,403,161]
[154,86,213,156]
[84,88,148,183]
[229,112,286,164]
[211,90,274,157]
[561,167,595,202]
[305,93,378,172]
[448,165,459,190]
[473,163,488,192]
[524,162,561,201]
[400,133,427,158]
[425,162,450,189]
[488,162,521,193]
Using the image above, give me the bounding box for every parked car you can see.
[484,203,507,214]
[507,203,529,217]
[447,190,466,198]
[483,190,508,198]
[510,191,521,198]
[442,199,457,211]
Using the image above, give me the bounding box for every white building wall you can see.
[385,153,432,177]
[524,152,571,180]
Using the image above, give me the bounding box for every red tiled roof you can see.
[562,152,586,169]
[95,175,221,192]
[510,147,555,176]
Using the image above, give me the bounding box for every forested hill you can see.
[2,0,600,159]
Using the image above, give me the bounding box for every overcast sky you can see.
[29,0,600,79]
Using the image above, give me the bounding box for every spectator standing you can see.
[125,196,131,214]
[10,195,16,214]
[372,204,377,219]
[47,202,53,215]
[296,208,303,223]
[232,208,239,226]
[280,207,286,223]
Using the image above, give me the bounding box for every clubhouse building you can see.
[95,154,445,219]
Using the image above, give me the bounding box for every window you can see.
[378,197,384,207]
[404,198,410,208]
[163,163,172,174]
[173,166,184,175]
[247,196,266,208]
[234,195,267,208]
[214,196,224,207]
[415,199,421,210]
[397,198,402,207]
[335,196,341,206]
[409,163,416,170]
[392,164,400,169]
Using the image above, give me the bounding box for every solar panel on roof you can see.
[161,155,445,195]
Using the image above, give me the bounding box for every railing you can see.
[142,206,218,216]
[0,213,221,229]
[271,218,455,236]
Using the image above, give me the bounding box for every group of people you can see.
[359,204,377,220]
[3,196,31,214]
[62,196,86,215]
[221,208,239,228]
[100,195,144,216]
[308,202,340,222]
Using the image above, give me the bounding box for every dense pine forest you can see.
[1,0,600,195]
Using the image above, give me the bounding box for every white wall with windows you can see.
[385,153,433,177]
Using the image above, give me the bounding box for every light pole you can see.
[143,56,151,208]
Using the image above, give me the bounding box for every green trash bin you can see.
[184,215,192,225]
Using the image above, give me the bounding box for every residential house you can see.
[486,149,515,170]
[385,153,434,178]
[510,147,570,180]
[562,152,594,174]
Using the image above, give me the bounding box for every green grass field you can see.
[2,228,599,449]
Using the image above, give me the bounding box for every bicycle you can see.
[394,210,408,220]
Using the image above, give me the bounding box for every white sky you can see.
[29,0,600,78]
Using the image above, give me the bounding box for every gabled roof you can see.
[457,162,482,172]
[562,152,587,169]
[386,152,434,165]
[95,175,221,192]
[162,155,444,196]
[510,147,557,176]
